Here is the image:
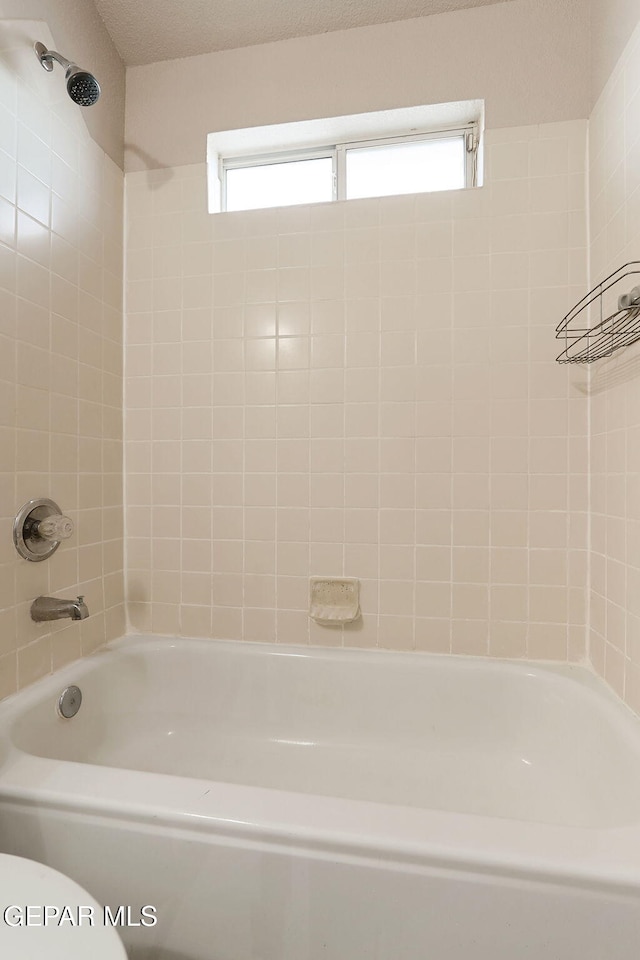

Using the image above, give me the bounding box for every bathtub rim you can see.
[0,630,630,704]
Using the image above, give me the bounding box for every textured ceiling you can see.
[93,0,515,66]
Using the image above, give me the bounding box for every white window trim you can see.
[218,122,480,213]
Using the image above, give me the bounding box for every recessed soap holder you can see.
[309,577,360,625]
[13,498,74,562]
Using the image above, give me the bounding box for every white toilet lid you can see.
[0,854,127,959]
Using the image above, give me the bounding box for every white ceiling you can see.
[93,0,515,67]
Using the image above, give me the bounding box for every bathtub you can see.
[1,635,640,959]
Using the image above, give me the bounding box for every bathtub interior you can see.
[6,637,640,828]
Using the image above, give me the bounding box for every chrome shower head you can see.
[34,41,101,107]
[65,67,101,107]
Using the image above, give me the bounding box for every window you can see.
[341,133,467,200]
[219,126,479,213]
[224,152,334,213]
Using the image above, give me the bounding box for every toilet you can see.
[0,853,127,957]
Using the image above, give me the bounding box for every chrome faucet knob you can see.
[35,514,74,542]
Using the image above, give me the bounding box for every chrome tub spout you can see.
[31,596,89,622]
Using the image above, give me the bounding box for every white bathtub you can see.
[1,635,640,959]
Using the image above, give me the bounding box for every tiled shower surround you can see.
[0,11,638,707]
[0,25,125,698]
[588,18,640,710]
[125,121,589,660]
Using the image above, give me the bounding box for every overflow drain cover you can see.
[57,685,82,719]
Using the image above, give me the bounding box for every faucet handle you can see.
[36,514,74,542]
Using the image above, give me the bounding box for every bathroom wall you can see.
[588,14,640,707]
[0,0,636,699]
[125,119,589,658]
[0,20,125,700]
[124,0,589,172]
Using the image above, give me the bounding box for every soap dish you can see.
[309,577,360,625]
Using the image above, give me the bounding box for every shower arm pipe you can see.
[34,43,72,73]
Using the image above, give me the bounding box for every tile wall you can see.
[0,14,636,702]
[125,120,589,660]
[588,18,640,706]
[0,24,125,700]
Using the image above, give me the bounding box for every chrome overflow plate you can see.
[13,498,74,562]
[57,685,82,720]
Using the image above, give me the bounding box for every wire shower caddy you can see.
[555,262,640,363]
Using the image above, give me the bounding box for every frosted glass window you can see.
[225,157,333,212]
[345,137,466,200]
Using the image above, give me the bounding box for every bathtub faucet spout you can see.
[31,595,89,622]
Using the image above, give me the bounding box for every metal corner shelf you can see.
[556,262,640,363]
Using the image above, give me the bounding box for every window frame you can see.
[219,123,479,213]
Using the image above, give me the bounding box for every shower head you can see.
[34,41,101,107]
[65,67,101,107]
